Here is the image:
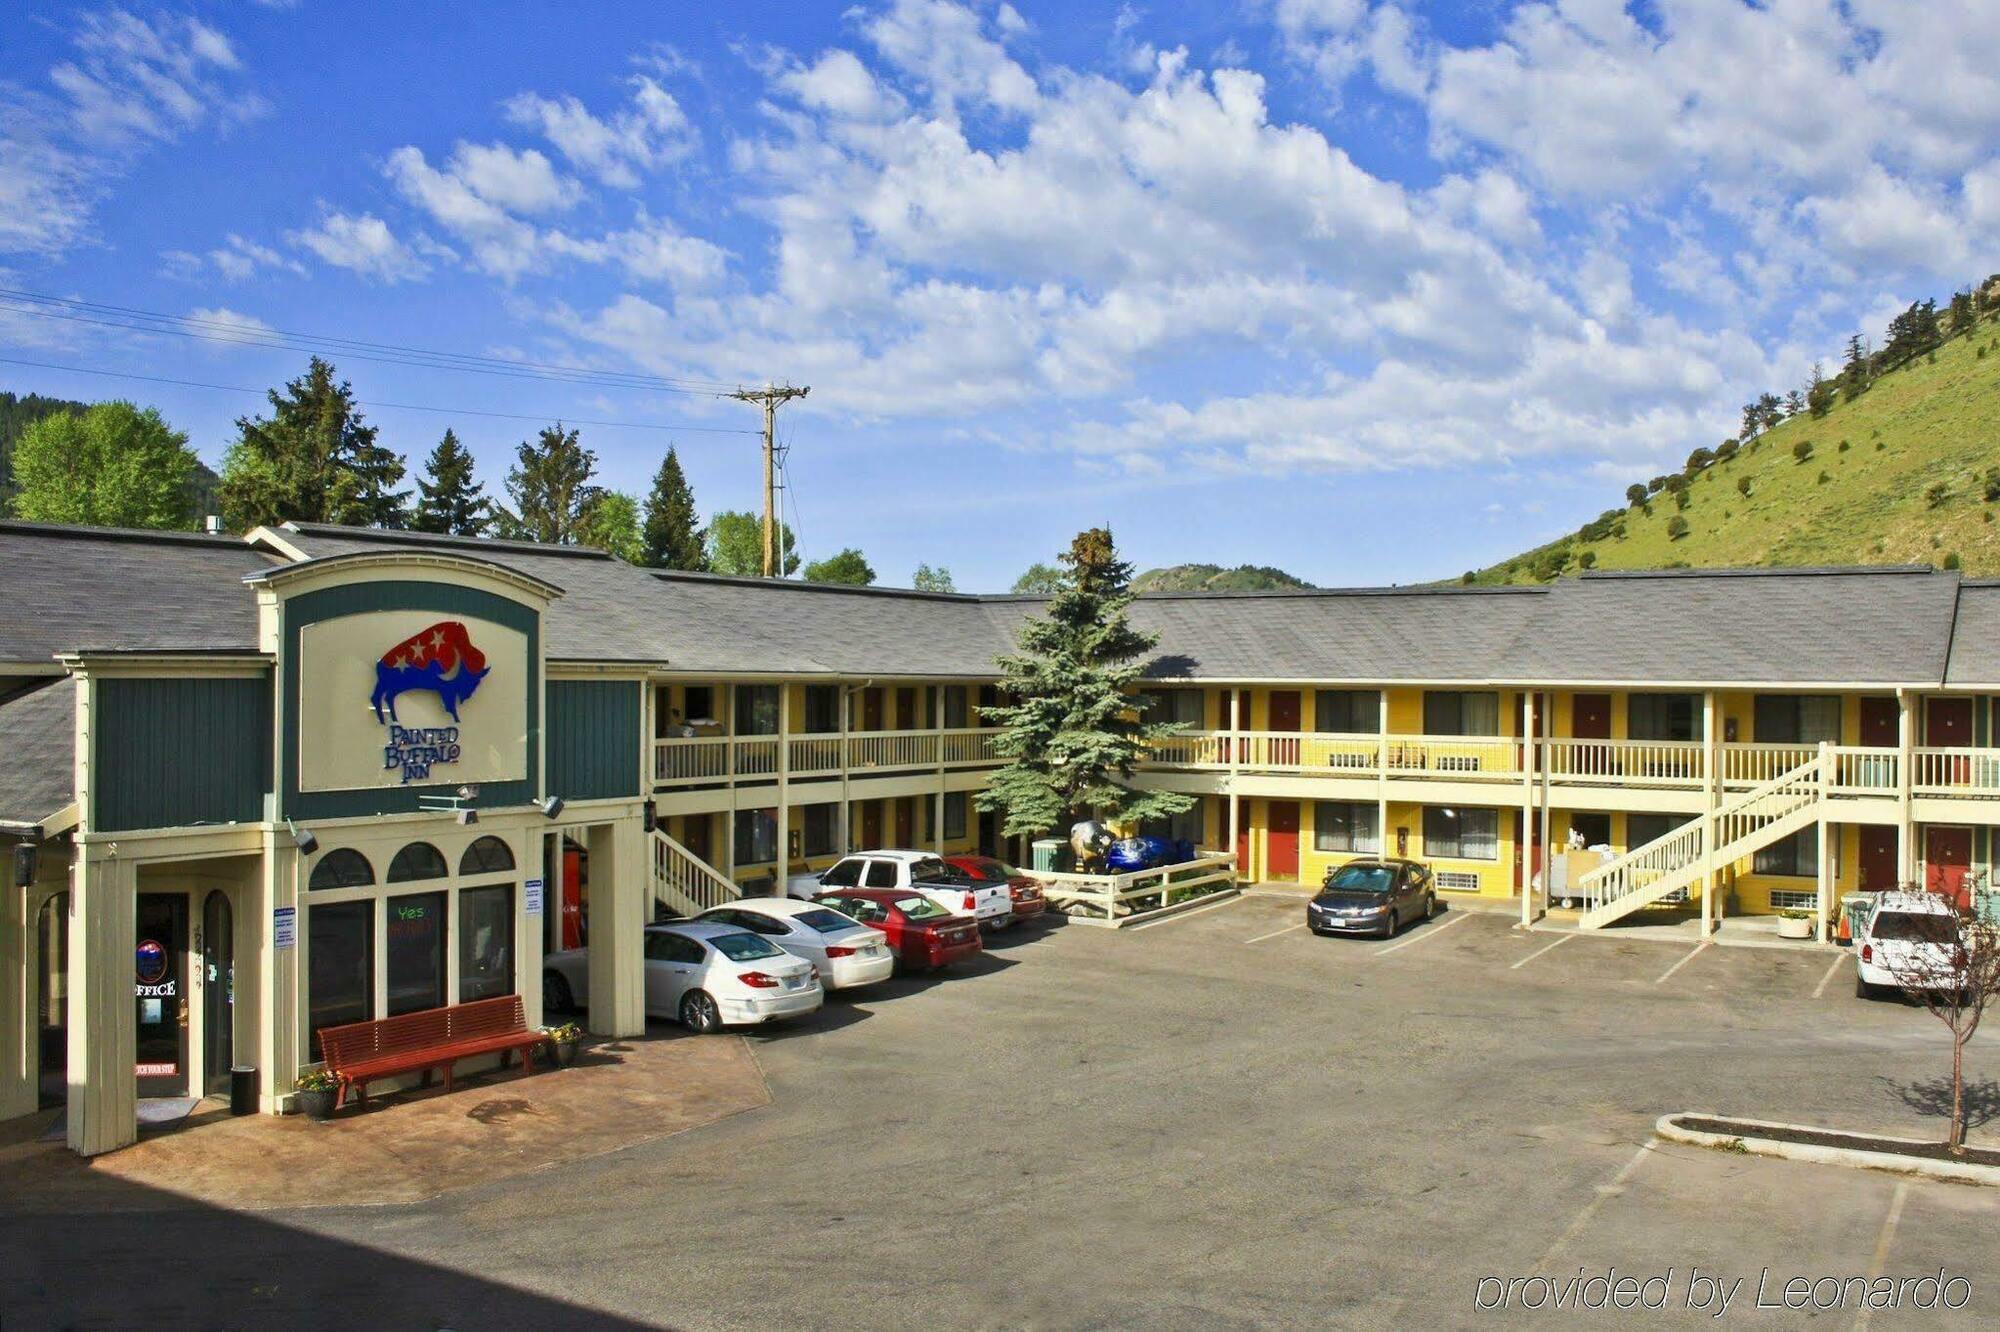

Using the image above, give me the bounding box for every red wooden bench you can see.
[316,995,543,1111]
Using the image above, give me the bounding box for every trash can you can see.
[229,1066,258,1117]
[1031,838,1064,873]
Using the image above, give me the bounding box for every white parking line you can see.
[1373,910,1470,956]
[1124,892,1251,932]
[1245,922,1307,944]
[1536,1141,1655,1270]
[1812,952,1850,999]
[1510,933,1575,970]
[1853,1181,1910,1332]
[1653,942,1710,985]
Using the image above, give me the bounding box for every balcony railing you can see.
[1913,747,2000,797]
[654,727,1006,787]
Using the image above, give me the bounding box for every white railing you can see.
[848,731,937,769]
[1384,734,1522,781]
[941,727,1002,766]
[1721,744,1817,788]
[734,737,779,776]
[1580,818,1707,918]
[1147,732,1229,768]
[654,736,728,785]
[1023,853,1237,928]
[1540,738,1704,787]
[1831,747,1899,794]
[651,829,741,916]
[1912,747,2000,797]
[788,736,843,775]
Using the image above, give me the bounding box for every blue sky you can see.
[4,2,1998,590]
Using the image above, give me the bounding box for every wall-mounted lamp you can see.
[643,799,657,834]
[540,796,565,820]
[12,844,36,888]
[288,820,318,856]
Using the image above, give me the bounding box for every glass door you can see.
[201,891,234,1096]
[135,893,189,1098]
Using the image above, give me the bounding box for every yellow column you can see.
[67,849,138,1155]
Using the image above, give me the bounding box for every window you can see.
[735,685,779,735]
[387,842,448,883]
[710,932,786,962]
[1768,889,1818,911]
[1143,804,1204,847]
[307,900,373,1053]
[734,809,777,865]
[801,804,837,858]
[797,907,859,934]
[1315,690,1380,734]
[943,792,968,840]
[1753,695,1841,744]
[308,849,374,890]
[459,835,515,876]
[1143,689,1205,727]
[644,931,704,964]
[683,686,715,722]
[1568,812,1612,848]
[1627,693,1699,742]
[1423,692,1500,736]
[1753,828,1818,877]
[458,885,513,1002]
[863,859,898,888]
[802,685,840,734]
[942,686,970,729]
[1314,802,1380,854]
[385,891,447,1016]
[820,858,862,888]
[1423,807,1499,860]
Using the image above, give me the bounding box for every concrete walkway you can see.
[0,1031,769,1212]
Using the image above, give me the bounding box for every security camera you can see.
[289,821,319,857]
[540,796,565,820]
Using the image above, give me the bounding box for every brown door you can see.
[861,801,882,850]
[894,798,913,848]
[1269,691,1301,766]
[896,687,917,731]
[1859,697,1898,747]
[1266,802,1300,881]
[862,689,883,732]
[1926,698,1972,746]
[1572,694,1611,739]
[1858,825,1898,891]
[1924,826,1973,909]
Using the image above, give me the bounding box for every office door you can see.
[135,893,189,1099]
[201,891,234,1097]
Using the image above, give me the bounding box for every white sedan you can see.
[1855,891,1965,999]
[545,920,823,1033]
[697,898,896,991]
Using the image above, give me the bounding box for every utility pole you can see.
[727,382,810,577]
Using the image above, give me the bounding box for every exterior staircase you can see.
[651,829,742,918]
[1577,751,1827,929]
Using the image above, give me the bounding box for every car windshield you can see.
[708,932,786,962]
[1871,912,1958,944]
[910,859,958,884]
[1324,865,1396,894]
[893,894,949,919]
[796,908,861,935]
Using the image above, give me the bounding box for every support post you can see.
[1896,688,1915,883]
[1702,690,1719,938]
[1377,687,1389,868]
[67,850,138,1155]
[585,819,646,1037]
[1817,741,1834,943]
[775,686,791,893]
[1227,688,1242,881]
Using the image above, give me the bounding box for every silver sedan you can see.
[697,898,896,991]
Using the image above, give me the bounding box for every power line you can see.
[0,288,746,396]
[0,355,762,435]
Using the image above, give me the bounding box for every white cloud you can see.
[286,209,430,282]
[504,76,696,188]
[164,231,306,281]
[186,305,274,340]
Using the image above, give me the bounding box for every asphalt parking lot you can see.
[10,893,2000,1328]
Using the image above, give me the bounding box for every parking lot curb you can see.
[1656,1113,2000,1187]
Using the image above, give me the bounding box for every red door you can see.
[1512,809,1544,891]
[561,845,584,950]
[1859,697,1897,747]
[1573,694,1611,738]
[1858,825,1898,891]
[1926,697,1974,786]
[1924,826,1973,909]
[1269,691,1302,767]
[862,689,883,731]
[1267,801,1300,881]
[1236,815,1252,881]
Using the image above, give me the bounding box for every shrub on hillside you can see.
[1944,552,1962,570]
[1983,468,2000,502]
[1667,516,1690,540]
[1818,471,1831,484]
[1793,440,1814,463]
[1838,439,1850,452]
[1717,439,1740,463]
[1928,482,1951,508]
[1625,483,1647,507]
[1737,476,1752,497]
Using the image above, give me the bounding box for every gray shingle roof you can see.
[0,521,279,664]
[0,678,77,828]
[1946,581,2000,686]
[1502,567,1957,685]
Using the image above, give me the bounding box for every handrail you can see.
[651,829,741,915]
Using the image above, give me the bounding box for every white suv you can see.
[794,849,1014,929]
[1855,891,1964,999]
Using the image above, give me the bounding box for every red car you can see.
[816,888,984,971]
[945,855,1047,925]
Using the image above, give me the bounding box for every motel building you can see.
[6,519,2000,1154]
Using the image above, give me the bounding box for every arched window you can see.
[459,835,516,876]
[387,842,449,883]
[308,849,375,890]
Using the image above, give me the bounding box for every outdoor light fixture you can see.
[540,796,565,820]
[456,808,479,826]
[643,799,657,833]
[457,784,480,801]
[12,844,35,889]
[288,820,318,856]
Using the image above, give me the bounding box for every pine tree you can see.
[640,445,707,569]
[409,429,490,535]
[220,357,407,529]
[976,528,1195,839]
[495,423,599,544]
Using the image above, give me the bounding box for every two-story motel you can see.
[6,517,2000,1154]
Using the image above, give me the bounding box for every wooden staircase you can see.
[651,829,742,918]
[1576,751,1826,929]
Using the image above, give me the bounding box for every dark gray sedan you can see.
[1306,859,1438,938]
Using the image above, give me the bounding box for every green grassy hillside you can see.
[1473,312,2000,583]
[1134,563,1313,592]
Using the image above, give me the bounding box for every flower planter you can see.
[554,1038,580,1068]
[295,1087,336,1121]
[1777,915,1814,940]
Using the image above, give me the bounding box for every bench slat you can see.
[316,996,537,1111]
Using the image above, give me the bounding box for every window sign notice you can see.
[524,877,544,917]
[274,906,296,950]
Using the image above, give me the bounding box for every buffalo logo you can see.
[371,620,490,723]
[135,939,168,986]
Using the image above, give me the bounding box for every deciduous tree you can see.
[706,510,798,576]
[802,547,875,586]
[575,491,644,563]
[1011,561,1064,594]
[9,401,197,529]
[912,563,956,592]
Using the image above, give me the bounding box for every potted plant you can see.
[293,1066,338,1120]
[542,1022,582,1068]
[1777,907,1815,940]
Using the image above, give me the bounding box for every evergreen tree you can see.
[409,429,490,536]
[575,491,645,563]
[220,357,406,529]
[495,423,599,544]
[912,563,955,592]
[9,401,197,529]
[640,445,707,569]
[802,547,876,586]
[706,510,799,576]
[976,528,1195,839]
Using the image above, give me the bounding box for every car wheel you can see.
[1425,892,1439,920]
[679,989,722,1034]
[1854,972,1875,1000]
[1381,907,1399,939]
[543,970,575,1014]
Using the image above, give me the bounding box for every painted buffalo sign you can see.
[298,609,528,794]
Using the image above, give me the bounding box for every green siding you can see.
[94,676,270,831]
[547,680,640,801]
